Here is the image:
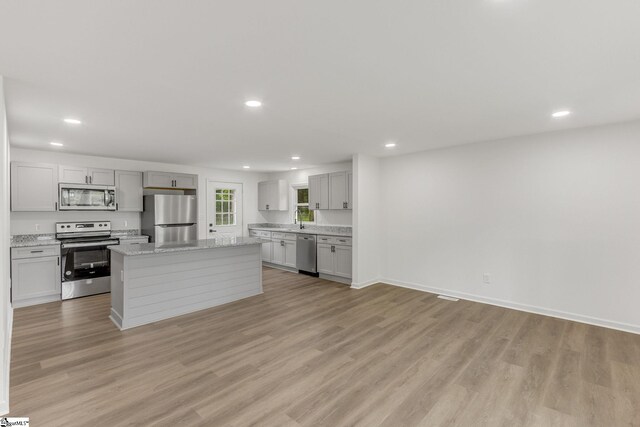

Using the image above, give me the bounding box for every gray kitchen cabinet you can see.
[334,245,353,278]
[308,174,329,210]
[316,235,352,279]
[283,240,297,268]
[143,171,198,189]
[11,245,61,308]
[89,168,116,185]
[257,180,288,211]
[329,171,349,210]
[270,233,296,268]
[115,170,143,211]
[59,165,114,185]
[309,171,351,210]
[10,161,58,211]
[317,243,334,275]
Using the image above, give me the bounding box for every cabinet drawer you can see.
[12,245,60,260]
[119,237,149,245]
[272,232,297,241]
[250,230,271,238]
[317,235,352,246]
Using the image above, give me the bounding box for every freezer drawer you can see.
[153,224,198,243]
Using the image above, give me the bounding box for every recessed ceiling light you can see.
[245,100,262,108]
[242,165,251,169]
[50,142,64,147]
[552,110,571,118]
[385,142,397,148]
[290,167,298,170]
[291,156,300,160]
[63,118,82,125]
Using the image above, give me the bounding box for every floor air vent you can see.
[437,295,459,302]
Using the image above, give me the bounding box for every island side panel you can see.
[110,251,125,329]
[121,244,262,330]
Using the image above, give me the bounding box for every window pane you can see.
[216,201,222,213]
[216,214,223,225]
[297,188,309,204]
[229,214,235,225]
[299,206,314,222]
[229,202,235,213]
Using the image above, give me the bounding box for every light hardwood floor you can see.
[9,267,640,426]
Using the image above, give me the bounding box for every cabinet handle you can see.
[266,204,269,210]
[116,203,119,210]
[30,250,44,253]
[90,176,93,184]
[331,245,335,253]
[55,202,58,211]
[57,257,60,266]
[280,240,284,246]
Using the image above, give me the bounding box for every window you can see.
[295,187,314,222]
[215,189,236,226]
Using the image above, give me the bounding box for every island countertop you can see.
[110,237,263,256]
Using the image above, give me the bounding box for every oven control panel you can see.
[56,221,112,234]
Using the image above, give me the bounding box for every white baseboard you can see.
[381,278,640,335]
[351,278,382,289]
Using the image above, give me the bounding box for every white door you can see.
[88,168,115,185]
[334,245,353,278]
[207,181,243,238]
[329,171,348,210]
[59,165,88,184]
[317,243,334,275]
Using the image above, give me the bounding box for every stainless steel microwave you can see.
[59,184,117,211]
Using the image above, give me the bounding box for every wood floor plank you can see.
[8,266,640,426]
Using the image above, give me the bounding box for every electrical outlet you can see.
[35,224,40,231]
[124,220,128,227]
[483,273,491,284]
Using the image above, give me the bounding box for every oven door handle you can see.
[61,240,119,248]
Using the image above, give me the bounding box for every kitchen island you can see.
[109,237,263,330]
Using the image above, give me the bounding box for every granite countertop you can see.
[248,226,352,238]
[10,236,61,248]
[110,237,263,256]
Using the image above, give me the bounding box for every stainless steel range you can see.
[56,221,119,300]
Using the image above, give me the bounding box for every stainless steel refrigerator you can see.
[142,195,197,243]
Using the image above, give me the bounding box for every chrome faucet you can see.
[294,209,305,229]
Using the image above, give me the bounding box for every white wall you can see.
[1,76,12,414]
[261,161,352,226]
[352,154,382,287]
[10,148,269,237]
[375,119,640,333]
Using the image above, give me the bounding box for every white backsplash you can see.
[10,211,141,236]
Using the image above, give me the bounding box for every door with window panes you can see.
[206,181,243,237]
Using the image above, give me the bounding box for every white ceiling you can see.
[1,1,639,171]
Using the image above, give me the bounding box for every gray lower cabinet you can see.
[115,170,143,212]
[10,162,58,211]
[271,235,296,268]
[11,245,61,308]
[317,236,352,279]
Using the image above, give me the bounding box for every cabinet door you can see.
[317,243,334,275]
[334,245,352,278]
[115,170,143,211]
[261,241,272,262]
[11,162,58,212]
[258,181,269,210]
[284,240,297,268]
[59,165,88,184]
[11,256,61,303]
[309,174,329,210]
[329,172,348,210]
[347,171,353,209]
[89,168,115,185]
[174,173,198,189]
[144,171,174,188]
[271,240,285,264]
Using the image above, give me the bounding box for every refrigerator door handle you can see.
[158,223,197,228]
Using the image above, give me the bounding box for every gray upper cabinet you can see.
[59,165,114,185]
[115,170,143,212]
[10,162,58,211]
[309,171,352,210]
[258,180,288,211]
[143,171,198,189]
[308,174,329,210]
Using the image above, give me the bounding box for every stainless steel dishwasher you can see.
[296,234,317,273]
